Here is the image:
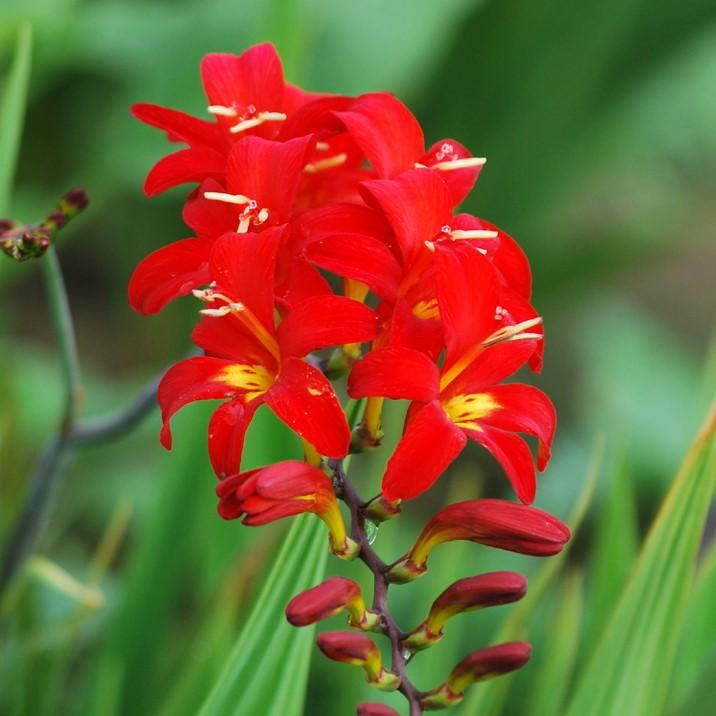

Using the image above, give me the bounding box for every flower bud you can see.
[317,631,399,691]
[216,461,357,558]
[388,499,569,582]
[403,572,526,650]
[363,495,401,523]
[286,577,380,630]
[421,642,532,709]
[357,703,399,716]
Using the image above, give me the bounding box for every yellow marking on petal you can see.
[217,363,274,401]
[412,298,440,320]
[442,393,500,431]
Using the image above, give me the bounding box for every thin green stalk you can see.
[41,245,82,430]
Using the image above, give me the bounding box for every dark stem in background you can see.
[330,459,425,716]
[0,248,161,600]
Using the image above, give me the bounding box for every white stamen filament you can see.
[303,153,348,174]
[192,288,232,304]
[203,191,252,205]
[238,215,252,234]
[424,239,487,255]
[481,317,543,347]
[450,229,498,240]
[200,301,246,318]
[316,141,331,151]
[432,157,487,171]
[207,105,238,117]
[229,111,287,134]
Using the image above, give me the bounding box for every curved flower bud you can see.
[387,499,570,583]
[403,571,527,650]
[421,642,532,709]
[317,631,400,691]
[363,495,401,523]
[216,461,358,558]
[286,577,380,630]
[356,703,400,716]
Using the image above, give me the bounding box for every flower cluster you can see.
[130,42,569,714]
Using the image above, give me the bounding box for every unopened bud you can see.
[421,642,531,709]
[357,703,399,716]
[363,495,401,523]
[350,422,384,454]
[286,577,380,630]
[403,572,527,650]
[388,499,569,582]
[317,632,399,691]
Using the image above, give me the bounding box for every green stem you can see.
[41,245,82,430]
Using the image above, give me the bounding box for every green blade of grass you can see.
[0,23,31,217]
[564,405,716,716]
[525,570,584,716]
[198,514,328,716]
[460,435,604,716]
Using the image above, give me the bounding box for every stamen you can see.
[203,192,252,205]
[432,157,487,171]
[237,215,252,234]
[449,229,498,240]
[229,111,287,134]
[316,141,331,151]
[207,105,238,118]
[481,317,543,348]
[303,153,348,173]
[192,287,232,304]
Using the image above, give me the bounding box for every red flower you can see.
[216,461,356,556]
[157,231,379,475]
[348,243,553,503]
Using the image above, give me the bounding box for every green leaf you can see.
[525,570,584,716]
[460,435,604,716]
[585,456,639,648]
[199,514,328,716]
[0,23,31,216]
[564,406,716,716]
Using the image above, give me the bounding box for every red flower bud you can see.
[403,571,526,650]
[357,703,399,716]
[217,461,358,558]
[388,499,569,582]
[421,641,532,708]
[317,631,399,691]
[286,577,379,629]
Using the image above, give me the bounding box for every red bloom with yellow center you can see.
[348,243,554,503]
[157,230,378,476]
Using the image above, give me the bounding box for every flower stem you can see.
[41,245,82,431]
[330,459,424,715]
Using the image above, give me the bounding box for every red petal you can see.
[435,242,500,372]
[348,347,440,402]
[464,426,537,504]
[361,168,452,266]
[208,398,261,478]
[275,259,333,313]
[293,202,391,250]
[477,384,555,470]
[157,357,247,450]
[225,135,314,223]
[277,295,378,358]
[304,234,402,301]
[441,340,536,396]
[192,315,277,370]
[421,138,483,205]
[131,103,225,151]
[254,460,332,499]
[383,298,445,360]
[128,238,211,314]
[209,228,283,332]
[335,93,424,178]
[264,357,349,458]
[182,179,237,240]
[382,401,467,501]
[279,95,351,140]
[144,147,227,197]
[201,44,284,116]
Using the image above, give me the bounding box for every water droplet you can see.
[365,520,379,545]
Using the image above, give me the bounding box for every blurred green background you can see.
[1,1,714,714]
